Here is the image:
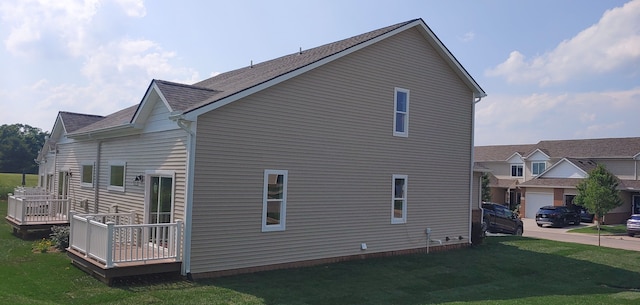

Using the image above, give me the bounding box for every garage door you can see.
[525,193,553,218]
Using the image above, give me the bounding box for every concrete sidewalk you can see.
[520,218,640,251]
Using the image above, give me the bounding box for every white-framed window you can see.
[392,174,408,224]
[393,88,409,137]
[108,161,126,192]
[511,164,523,177]
[532,162,546,176]
[262,170,288,232]
[80,162,94,188]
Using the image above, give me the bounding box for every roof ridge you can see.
[154,79,221,92]
[192,19,418,90]
[59,111,104,118]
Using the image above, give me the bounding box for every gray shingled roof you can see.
[66,18,485,136]
[519,178,585,188]
[532,138,640,158]
[186,19,419,113]
[71,105,139,134]
[58,112,104,133]
[154,80,221,112]
[476,137,640,161]
[474,144,536,161]
[67,19,418,135]
[565,158,598,173]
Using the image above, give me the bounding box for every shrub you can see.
[50,225,70,251]
[33,238,53,253]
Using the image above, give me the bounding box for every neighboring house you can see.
[475,138,640,224]
[31,18,486,283]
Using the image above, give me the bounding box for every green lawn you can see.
[0,172,38,199]
[569,224,628,235]
[1,199,640,304]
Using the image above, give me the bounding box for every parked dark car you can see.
[571,205,595,223]
[535,206,581,227]
[482,202,523,235]
[627,214,640,237]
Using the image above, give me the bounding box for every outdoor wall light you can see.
[133,175,144,186]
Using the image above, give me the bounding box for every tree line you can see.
[0,124,49,174]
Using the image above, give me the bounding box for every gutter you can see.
[94,140,102,213]
[170,113,195,277]
[469,93,482,244]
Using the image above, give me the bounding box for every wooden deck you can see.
[67,243,182,285]
[5,215,69,238]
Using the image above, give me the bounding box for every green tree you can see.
[0,124,49,174]
[481,173,491,202]
[574,164,623,246]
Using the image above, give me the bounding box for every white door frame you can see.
[143,170,176,225]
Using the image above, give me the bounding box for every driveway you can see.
[520,218,640,251]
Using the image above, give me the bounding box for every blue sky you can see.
[0,0,638,145]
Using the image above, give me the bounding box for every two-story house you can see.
[475,137,640,224]
[26,18,486,284]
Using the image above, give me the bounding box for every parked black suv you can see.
[482,203,523,235]
[535,205,581,227]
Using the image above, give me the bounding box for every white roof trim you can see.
[537,157,588,178]
[524,148,550,159]
[506,152,524,163]
[184,19,485,121]
[130,81,175,126]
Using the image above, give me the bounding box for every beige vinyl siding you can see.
[190,28,474,273]
[143,91,180,133]
[94,129,188,222]
[599,159,635,180]
[54,141,97,210]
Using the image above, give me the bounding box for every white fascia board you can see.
[67,124,142,140]
[413,20,486,98]
[524,148,550,160]
[506,152,523,163]
[184,19,485,121]
[131,81,175,126]
[538,158,588,178]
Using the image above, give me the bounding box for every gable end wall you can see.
[190,28,475,274]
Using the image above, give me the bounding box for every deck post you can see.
[105,222,115,268]
[68,211,76,251]
[176,220,183,261]
[85,216,94,258]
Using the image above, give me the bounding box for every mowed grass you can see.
[570,224,628,235]
[0,172,38,199]
[2,191,640,303]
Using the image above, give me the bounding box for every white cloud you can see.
[486,0,640,87]
[475,87,640,145]
[459,31,475,42]
[0,0,200,131]
[114,0,146,17]
[1,0,101,57]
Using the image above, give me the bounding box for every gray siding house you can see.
[33,18,485,282]
[475,137,640,224]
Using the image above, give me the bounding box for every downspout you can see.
[469,94,483,244]
[171,115,195,278]
[94,140,102,213]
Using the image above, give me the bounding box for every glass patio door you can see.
[147,175,173,245]
[57,171,70,199]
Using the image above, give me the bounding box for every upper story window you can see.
[108,161,126,192]
[393,88,409,137]
[262,170,288,232]
[80,162,94,188]
[392,174,408,224]
[532,162,546,176]
[511,164,523,177]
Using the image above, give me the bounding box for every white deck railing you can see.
[13,186,50,197]
[69,211,183,268]
[6,195,69,225]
